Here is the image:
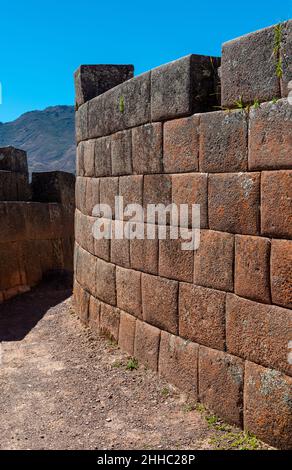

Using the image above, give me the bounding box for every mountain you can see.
[0,105,76,174]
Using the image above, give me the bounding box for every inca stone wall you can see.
[74,21,292,449]
[0,147,75,302]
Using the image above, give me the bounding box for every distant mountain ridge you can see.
[0,105,75,174]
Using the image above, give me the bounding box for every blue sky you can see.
[0,0,291,122]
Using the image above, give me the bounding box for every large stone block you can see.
[200,110,248,172]
[73,280,90,325]
[163,116,199,173]
[0,171,18,201]
[244,361,292,449]
[75,245,96,296]
[130,223,159,275]
[235,235,271,303]
[172,173,208,229]
[99,302,120,342]
[119,175,143,221]
[141,273,178,334]
[116,266,142,318]
[199,346,244,426]
[78,140,95,177]
[75,101,88,143]
[249,99,292,170]
[94,136,112,177]
[0,202,27,242]
[208,173,260,235]
[280,20,292,97]
[88,295,100,334]
[194,229,234,292]
[118,311,136,356]
[95,257,116,306]
[134,320,161,371]
[0,242,22,290]
[99,176,119,218]
[132,123,163,174]
[111,130,132,176]
[151,54,220,121]
[75,177,87,214]
[271,239,292,309]
[159,331,199,397]
[25,203,52,240]
[84,177,100,216]
[0,146,28,173]
[226,294,292,376]
[179,283,226,350]
[143,174,172,223]
[32,171,75,215]
[75,210,95,255]
[110,221,130,268]
[261,170,292,239]
[159,228,194,282]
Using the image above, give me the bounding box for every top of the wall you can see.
[0,146,28,174]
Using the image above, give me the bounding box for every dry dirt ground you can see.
[0,278,270,450]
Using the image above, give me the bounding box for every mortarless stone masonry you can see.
[74,21,292,449]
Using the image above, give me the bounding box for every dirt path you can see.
[0,279,269,450]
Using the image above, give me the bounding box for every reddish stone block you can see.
[235,235,271,303]
[261,170,292,239]
[94,135,112,177]
[159,228,194,282]
[24,203,52,240]
[99,302,120,341]
[118,311,137,356]
[75,245,96,296]
[271,239,292,309]
[199,346,244,426]
[116,266,142,318]
[130,223,159,275]
[194,230,234,292]
[208,173,260,235]
[111,130,132,176]
[159,331,199,397]
[76,142,85,177]
[132,123,163,174]
[99,177,119,218]
[134,319,161,371]
[89,295,100,333]
[281,20,292,98]
[163,116,199,173]
[172,173,208,228]
[95,257,116,306]
[93,217,111,262]
[142,273,178,334]
[0,202,27,242]
[0,242,22,290]
[143,174,172,223]
[85,178,99,216]
[110,220,130,268]
[73,280,90,325]
[226,294,292,376]
[249,99,292,170]
[75,210,94,254]
[244,361,292,449]
[75,177,87,214]
[82,139,95,176]
[179,283,226,350]
[200,110,248,172]
[119,175,143,221]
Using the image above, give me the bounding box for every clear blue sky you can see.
[0,0,291,122]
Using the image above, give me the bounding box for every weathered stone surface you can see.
[159,331,199,397]
[74,64,134,108]
[172,173,208,228]
[76,142,85,177]
[111,130,132,176]
[244,361,292,449]
[199,346,244,426]
[118,311,136,356]
[179,283,226,350]
[73,280,90,325]
[132,123,163,174]
[130,223,159,275]
[0,242,22,290]
[142,273,178,334]
[280,20,292,98]
[194,230,234,292]
[0,146,28,173]
[134,320,161,371]
[116,266,142,318]
[95,257,116,306]
[235,235,271,303]
[110,221,130,268]
[261,170,292,239]
[249,99,292,170]
[75,210,94,255]
[32,171,75,215]
[221,24,280,106]
[75,101,88,143]
[119,175,143,221]
[94,136,112,177]
[200,110,248,172]
[163,116,199,173]
[75,245,96,296]
[99,176,119,218]
[75,177,87,214]
[226,294,292,376]
[271,239,292,309]
[88,295,100,333]
[208,173,260,235]
[159,228,194,282]
[25,203,52,240]
[151,54,220,121]
[79,140,95,177]
[143,174,172,223]
[99,302,120,342]
[85,178,100,216]
[0,171,18,201]
[0,202,27,242]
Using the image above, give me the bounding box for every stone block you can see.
[158,228,194,282]
[75,177,87,214]
[134,319,161,371]
[0,202,27,242]
[0,171,18,201]
[0,242,22,290]
[75,245,96,296]
[25,203,52,240]
[74,280,90,324]
[75,210,94,254]
[88,295,100,333]
[280,20,292,97]
[179,283,226,350]
[85,177,100,216]
[111,130,132,176]
[116,266,142,318]
[119,175,143,221]
[0,146,28,173]
[75,101,88,143]
[271,239,292,308]
[118,311,136,356]
[130,223,159,275]
[99,302,120,342]
[132,123,163,174]
[172,173,207,230]
[110,220,130,268]
[99,176,119,218]
[143,174,172,223]
[80,140,95,177]
[95,136,112,177]
[95,257,116,306]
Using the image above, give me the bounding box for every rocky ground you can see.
[0,279,271,450]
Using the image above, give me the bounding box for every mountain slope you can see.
[0,105,75,174]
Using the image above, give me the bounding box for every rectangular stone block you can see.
[99,177,119,218]
[75,245,96,296]
[130,223,159,275]
[199,346,244,426]
[111,130,132,176]
[0,242,22,290]
[280,20,292,97]
[25,203,52,240]
[0,202,27,242]
[88,295,100,333]
[0,171,18,201]
[159,331,199,397]
[208,173,260,235]
[132,123,163,174]
[221,24,280,107]
[261,170,292,238]
[0,146,28,173]
[110,220,130,268]
[99,302,120,342]
[93,219,111,262]
[80,140,95,177]
[200,110,248,172]
[194,229,234,292]
[179,283,226,350]
[85,177,100,217]
[75,177,87,214]
[172,173,208,228]
[75,101,88,143]
[116,266,142,318]
[159,228,194,282]
[95,136,112,177]
[75,210,95,255]
[143,174,172,223]
[142,273,178,334]
[76,142,85,176]
[244,361,292,449]
[151,54,220,121]
[226,294,292,376]
[271,239,292,309]
[249,99,292,170]
[118,311,136,356]
[119,175,143,221]
[235,235,271,303]
[163,116,199,173]
[95,257,116,306]
[73,280,90,325]
[16,173,30,201]
[134,319,161,371]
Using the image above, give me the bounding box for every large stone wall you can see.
[0,148,75,302]
[74,22,292,449]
